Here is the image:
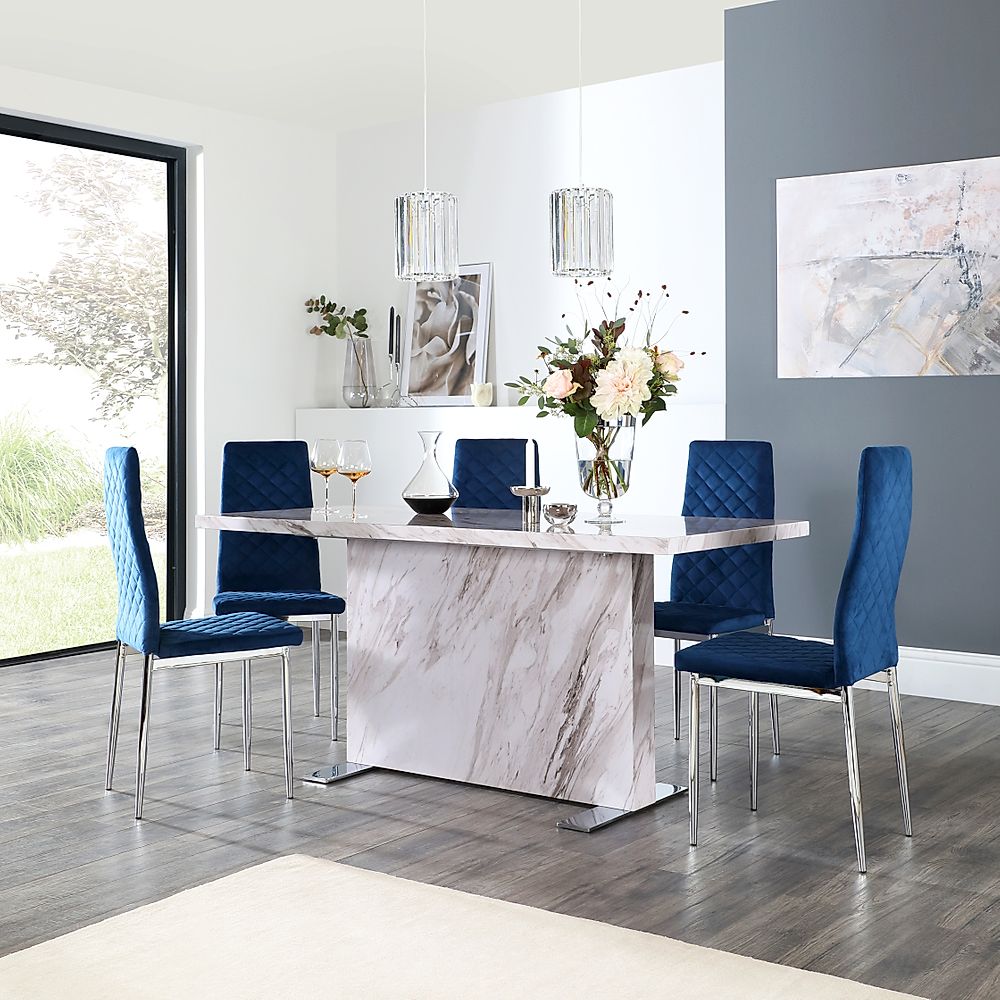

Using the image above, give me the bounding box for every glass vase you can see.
[402,431,459,515]
[575,416,636,524]
[343,335,376,408]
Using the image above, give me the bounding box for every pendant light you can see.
[395,0,459,281]
[549,0,613,277]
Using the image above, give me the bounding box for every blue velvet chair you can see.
[103,447,303,819]
[452,438,540,509]
[678,446,913,873]
[656,440,779,770]
[214,441,346,743]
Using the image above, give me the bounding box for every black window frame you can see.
[0,113,187,665]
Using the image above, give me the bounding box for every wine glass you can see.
[336,439,372,520]
[310,439,341,515]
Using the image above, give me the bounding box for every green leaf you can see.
[518,396,529,406]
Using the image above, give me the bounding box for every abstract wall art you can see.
[777,155,1000,377]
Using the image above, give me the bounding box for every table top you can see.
[196,505,809,557]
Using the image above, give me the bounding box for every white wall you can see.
[0,65,338,614]
[325,62,725,407]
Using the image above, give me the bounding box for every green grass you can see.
[0,414,103,544]
[0,542,166,659]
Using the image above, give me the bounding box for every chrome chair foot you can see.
[331,614,341,741]
[311,624,321,718]
[673,639,682,740]
[749,691,759,811]
[213,662,223,751]
[764,620,780,756]
[709,686,719,782]
[241,659,252,771]
[134,655,154,821]
[106,642,127,790]
[887,667,912,836]
[689,674,700,845]
[280,651,294,798]
[841,687,867,873]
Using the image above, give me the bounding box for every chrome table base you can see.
[301,761,375,786]
[556,782,687,833]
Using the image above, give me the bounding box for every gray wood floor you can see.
[1,643,997,999]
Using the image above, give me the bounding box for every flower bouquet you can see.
[505,280,688,523]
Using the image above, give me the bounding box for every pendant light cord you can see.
[578,0,583,188]
[423,0,428,193]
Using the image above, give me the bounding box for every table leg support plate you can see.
[556,782,687,833]
[301,762,375,786]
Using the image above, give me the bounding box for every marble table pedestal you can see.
[329,537,677,826]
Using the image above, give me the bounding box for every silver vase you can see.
[343,336,376,408]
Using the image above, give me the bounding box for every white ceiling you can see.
[0,1,764,132]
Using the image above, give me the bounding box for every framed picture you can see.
[401,262,492,405]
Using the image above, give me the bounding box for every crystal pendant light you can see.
[395,0,458,281]
[550,0,613,277]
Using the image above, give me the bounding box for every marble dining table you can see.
[196,505,809,831]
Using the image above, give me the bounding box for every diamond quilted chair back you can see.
[833,446,912,687]
[452,439,540,510]
[670,440,775,618]
[103,447,161,655]
[217,441,321,593]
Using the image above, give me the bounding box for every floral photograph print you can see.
[401,262,492,405]
[777,154,1000,378]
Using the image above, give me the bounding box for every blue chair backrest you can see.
[104,447,161,655]
[217,441,322,594]
[670,440,775,618]
[452,438,540,510]
[833,446,912,687]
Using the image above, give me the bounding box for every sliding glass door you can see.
[0,117,185,662]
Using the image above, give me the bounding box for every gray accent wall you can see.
[726,0,1000,654]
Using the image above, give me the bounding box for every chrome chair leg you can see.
[886,667,912,837]
[213,663,223,751]
[841,686,867,873]
[241,659,252,771]
[673,639,682,740]
[331,614,340,742]
[280,651,294,799]
[709,686,719,781]
[134,654,154,821]
[689,674,700,846]
[311,624,321,717]
[764,620,780,755]
[749,691,759,811]
[106,641,127,790]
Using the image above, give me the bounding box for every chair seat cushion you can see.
[654,601,766,637]
[675,631,838,689]
[213,590,346,617]
[158,612,304,659]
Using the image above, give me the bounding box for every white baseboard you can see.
[655,635,1000,707]
[865,645,1000,706]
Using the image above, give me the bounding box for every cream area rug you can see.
[0,855,921,999]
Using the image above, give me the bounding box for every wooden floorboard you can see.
[1,643,997,998]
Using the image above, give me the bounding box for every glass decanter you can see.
[402,431,459,514]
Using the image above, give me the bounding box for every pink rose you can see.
[655,351,684,376]
[543,368,579,399]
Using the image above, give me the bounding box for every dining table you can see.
[195,505,809,831]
